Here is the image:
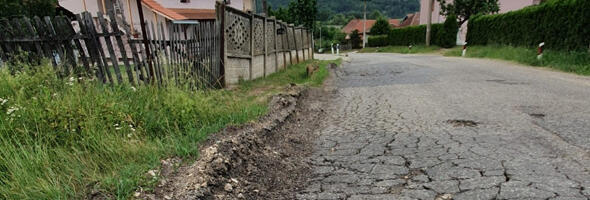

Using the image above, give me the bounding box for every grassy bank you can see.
[445,45,590,75]
[358,45,442,54]
[0,59,337,199]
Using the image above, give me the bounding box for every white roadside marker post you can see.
[462,42,468,57]
[537,42,545,60]
[337,44,340,56]
[331,43,334,55]
[409,45,413,52]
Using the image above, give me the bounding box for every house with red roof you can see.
[342,19,402,38]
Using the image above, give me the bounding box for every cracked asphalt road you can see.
[299,53,590,200]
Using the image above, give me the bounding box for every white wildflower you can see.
[115,127,122,130]
[130,86,137,92]
[127,133,133,138]
[66,77,75,86]
[0,98,7,106]
[130,127,136,132]
[6,106,19,115]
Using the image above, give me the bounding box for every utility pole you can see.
[426,0,434,46]
[362,0,367,48]
[262,0,268,16]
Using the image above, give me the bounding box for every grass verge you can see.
[444,45,590,75]
[358,45,442,54]
[0,59,337,199]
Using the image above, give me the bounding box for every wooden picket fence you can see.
[0,11,222,89]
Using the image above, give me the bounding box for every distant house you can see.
[397,12,420,28]
[418,0,543,44]
[342,19,402,38]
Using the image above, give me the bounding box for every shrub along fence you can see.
[467,0,590,51]
[368,24,446,47]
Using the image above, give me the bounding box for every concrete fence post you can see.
[249,12,254,80]
[263,16,267,77]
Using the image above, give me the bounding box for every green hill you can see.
[267,0,420,21]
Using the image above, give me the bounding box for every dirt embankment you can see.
[137,77,336,199]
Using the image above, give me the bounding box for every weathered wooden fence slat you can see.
[97,12,123,84]
[108,10,135,85]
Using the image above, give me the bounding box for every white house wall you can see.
[152,0,246,10]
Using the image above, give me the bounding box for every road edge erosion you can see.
[136,65,340,199]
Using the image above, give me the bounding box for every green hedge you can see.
[368,24,450,47]
[467,0,590,51]
[368,35,388,47]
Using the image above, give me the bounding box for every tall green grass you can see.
[0,59,334,199]
[444,45,590,75]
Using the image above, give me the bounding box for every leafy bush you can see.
[370,18,391,35]
[350,30,362,49]
[368,24,447,47]
[437,14,458,48]
[467,0,590,51]
[368,35,389,47]
[0,0,57,18]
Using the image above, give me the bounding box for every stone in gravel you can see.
[224,183,233,192]
[435,193,453,200]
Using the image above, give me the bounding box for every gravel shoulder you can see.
[137,68,339,199]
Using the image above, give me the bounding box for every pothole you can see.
[486,79,526,85]
[446,120,479,127]
[529,113,545,119]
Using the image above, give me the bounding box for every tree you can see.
[289,0,317,29]
[436,0,499,26]
[370,17,391,35]
[436,14,458,48]
[0,0,57,18]
[269,0,317,29]
[370,10,384,19]
[329,14,349,25]
[350,30,362,49]
[269,6,291,23]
